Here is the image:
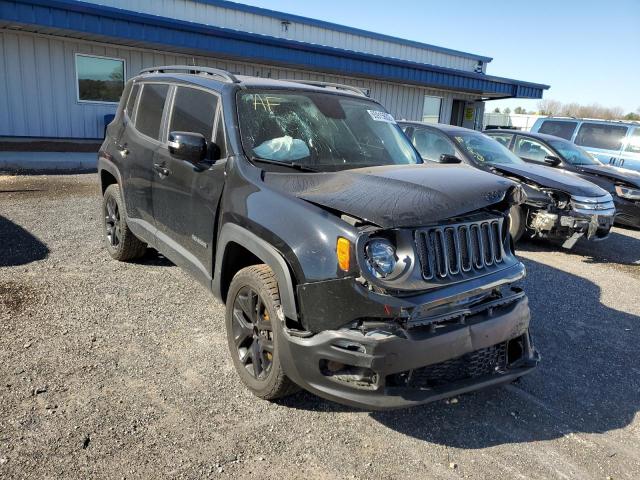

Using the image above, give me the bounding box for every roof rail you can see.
[280,79,369,97]
[138,65,240,83]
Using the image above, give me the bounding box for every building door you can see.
[450,100,465,126]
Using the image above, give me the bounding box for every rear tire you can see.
[509,205,526,243]
[102,184,147,261]
[226,265,298,400]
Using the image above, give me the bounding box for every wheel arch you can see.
[214,223,298,322]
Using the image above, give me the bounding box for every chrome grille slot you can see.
[415,217,506,282]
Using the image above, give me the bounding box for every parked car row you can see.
[98,67,637,410]
[530,117,640,172]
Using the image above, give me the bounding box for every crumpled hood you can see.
[262,163,515,228]
[492,163,606,197]
[575,164,640,188]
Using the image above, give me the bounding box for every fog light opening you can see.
[507,335,525,365]
[319,360,378,390]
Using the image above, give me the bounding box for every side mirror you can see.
[543,155,562,167]
[439,154,462,164]
[168,131,208,164]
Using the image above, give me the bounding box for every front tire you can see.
[102,184,147,261]
[225,265,298,400]
[509,205,526,243]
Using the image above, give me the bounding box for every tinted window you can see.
[169,87,218,139]
[488,133,514,148]
[514,137,554,163]
[575,123,628,150]
[125,84,140,119]
[538,120,578,140]
[624,128,640,154]
[136,84,169,140]
[411,128,456,162]
[76,54,125,103]
[422,96,442,124]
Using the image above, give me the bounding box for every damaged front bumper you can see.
[529,194,615,248]
[280,268,538,410]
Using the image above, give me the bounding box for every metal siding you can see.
[82,0,481,72]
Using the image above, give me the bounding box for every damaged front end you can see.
[523,186,615,248]
[278,191,539,410]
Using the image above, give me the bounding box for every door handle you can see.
[153,163,170,177]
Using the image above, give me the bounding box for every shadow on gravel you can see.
[0,215,49,267]
[368,258,640,448]
[129,249,174,267]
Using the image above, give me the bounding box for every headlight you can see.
[364,238,396,278]
[615,185,640,200]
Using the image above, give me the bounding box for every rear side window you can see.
[624,128,640,154]
[411,128,456,162]
[135,83,169,140]
[125,84,140,119]
[575,123,628,150]
[169,87,219,140]
[538,120,578,140]
[488,133,514,148]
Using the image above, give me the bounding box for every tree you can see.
[624,112,640,121]
[503,107,511,115]
[537,99,562,116]
[493,107,501,113]
[514,106,527,114]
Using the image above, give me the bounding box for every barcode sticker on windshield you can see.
[367,110,396,123]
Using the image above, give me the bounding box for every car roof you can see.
[484,129,569,143]
[398,121,478,135]
[535,117,639,127]
[132,71,371,99]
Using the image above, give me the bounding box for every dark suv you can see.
[99,66,538,410]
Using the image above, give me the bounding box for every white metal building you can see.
[0,0,549,139]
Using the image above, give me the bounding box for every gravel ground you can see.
[1,173,639,479]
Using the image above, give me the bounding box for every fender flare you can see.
[213,223,298,321]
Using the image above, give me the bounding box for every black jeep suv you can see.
[99,66,538,410]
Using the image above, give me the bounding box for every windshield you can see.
[548,139,601,166]
[454,132,524,165]
[237,91,420,171]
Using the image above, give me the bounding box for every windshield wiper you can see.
[250,156,320,172]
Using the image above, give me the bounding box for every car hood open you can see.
[491,163,605,197]
[575,164,640,188]
[262,163,516,228]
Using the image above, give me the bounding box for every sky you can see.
[238,0,640,114]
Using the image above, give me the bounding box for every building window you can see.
[422,96,442,123]
[76,54,125,103]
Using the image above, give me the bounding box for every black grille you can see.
[402,343,507,389]
[415,217,506,281]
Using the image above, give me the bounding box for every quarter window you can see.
[135,84,170,140]
[538,120,578,140]
[75,54,125,103]
[575,123,628,150]
[411,128,456,162]
[169,87,219,140]
[125,84,140,120]
[514,137,554,163]
[422,96,442,124]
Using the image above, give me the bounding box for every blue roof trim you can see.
[0,0,549,98]
[173,0,494,64]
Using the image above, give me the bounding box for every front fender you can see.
[213,223,299,321]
